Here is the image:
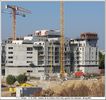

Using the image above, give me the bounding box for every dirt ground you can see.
[1,76,105,97]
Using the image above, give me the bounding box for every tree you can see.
[16,74,27,84]
[6,75,16,86]
[99,52,105,69]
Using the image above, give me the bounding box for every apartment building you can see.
[2,30,99,77]
[70,32,99,73]
[4,30,70,77]
[33,30,70,73]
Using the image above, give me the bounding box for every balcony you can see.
[33,44,42,48]
[38,58,44,61]
[38,62,44,66]
[38,49,44,53]
[38,54,45,56]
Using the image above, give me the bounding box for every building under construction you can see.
[1,30,99,79]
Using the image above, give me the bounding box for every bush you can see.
[16,74,27,84]
[6,75,16,85]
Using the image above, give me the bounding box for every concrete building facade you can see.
[70,32,99,73]
[2,30,99,78]
[4,30,71,78]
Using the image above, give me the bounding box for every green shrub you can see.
[6,75,16,85]
[16,74,27,84]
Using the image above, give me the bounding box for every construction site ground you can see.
[1,75,105,97]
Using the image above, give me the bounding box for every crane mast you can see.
[60,0,65,77]
[12,7,16,40]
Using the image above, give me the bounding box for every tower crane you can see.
[2,5,31,40]
[60,0,65,78]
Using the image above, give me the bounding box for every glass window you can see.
[27,52,33,54]
[83,43,85,46]
[8,61,13,63]
[27,47,33,51]
[27,56,32,58]
[79,43,82,47]
[38,70,44,72]
[8,52,13,54]
[27,61,32,63]
[8,47,13,49]
[8,56,13,59]
[27,70,33,72]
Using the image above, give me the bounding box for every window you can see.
[2,69,5,75]
[55,61,59,63]
[27,61,32,63]
[55,47,59,52]
[27,47,33,51]
[76,48,79,51]
[2,69,5,76]
[79,43,82,47]
[83,43,85,46]
[27,52,33,54]
[8,61,13,63]
[27,56,32,58]
[38,70,44,72]
[8,52,13,54]
[8,47,13,49]
[96,51,97,55]
[27,70,33,73]
[77,61,79,64]
[8,56,13,59]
